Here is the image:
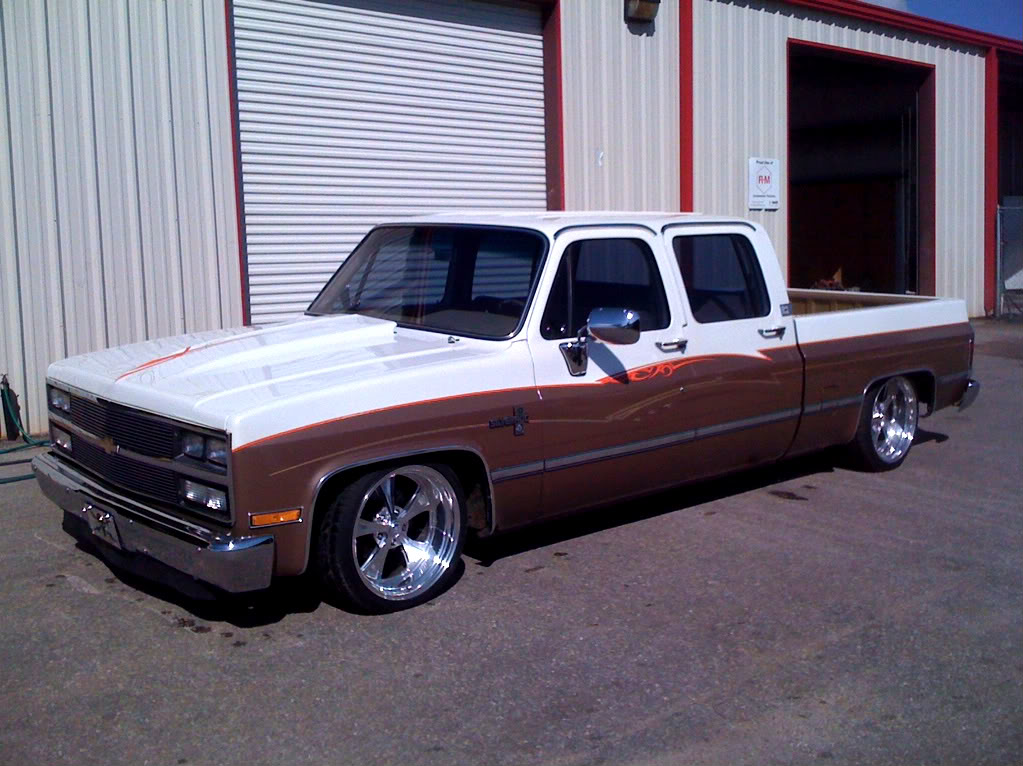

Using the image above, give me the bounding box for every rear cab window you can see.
[671,234,770,323]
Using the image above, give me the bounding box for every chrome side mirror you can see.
[587,307,641,346]
[558,307,641,377]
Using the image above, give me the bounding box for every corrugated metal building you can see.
[2,0,1021,432]
[1,0,241,433]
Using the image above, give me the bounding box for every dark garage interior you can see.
[1000,54,1023,204]
[788,43,935,295]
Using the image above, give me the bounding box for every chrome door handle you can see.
[758,326,786,339]
[656,338,687,353]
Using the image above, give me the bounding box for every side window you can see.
[540,238,670,340]
[672,234,770,323]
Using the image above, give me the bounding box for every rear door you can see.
[661,224,803,470]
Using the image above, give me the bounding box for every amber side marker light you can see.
[250,509,302,527]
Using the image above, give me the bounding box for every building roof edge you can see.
[783,0,1023,55]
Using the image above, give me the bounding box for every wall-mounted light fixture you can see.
[625,0,660,23]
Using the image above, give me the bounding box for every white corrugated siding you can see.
[232,0,547,324]
[692,0,986,315]
[560,0,680,210]
[0,0,242,434]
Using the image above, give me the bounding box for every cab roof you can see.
[388,211,759,237]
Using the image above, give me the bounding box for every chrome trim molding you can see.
[33,453,273,592]
[662,221,757,233]
[554,222,658,238]
[491,461,544,483]
[545,407,802,473]
[802,395,863,415]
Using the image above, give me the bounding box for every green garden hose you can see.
[0,380,48,483]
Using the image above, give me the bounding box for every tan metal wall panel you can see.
[233,0,548,324]
[561,0,680,211]
[0,0,241,433]
[693,0,986,315]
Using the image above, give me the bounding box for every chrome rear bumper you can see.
[958,379,980,411]
[33,452,274,593]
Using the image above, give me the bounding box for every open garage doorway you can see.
[788,42,935,295]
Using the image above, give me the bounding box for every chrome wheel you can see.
[351,465,461,602]
[869,376,918,464]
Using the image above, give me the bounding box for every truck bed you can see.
[786,287,973,456]
[788,287,937,315]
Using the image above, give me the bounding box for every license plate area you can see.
[84,504,122,550]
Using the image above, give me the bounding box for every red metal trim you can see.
[785,41,792,280]
[679,0,694,211]
[984,48,999,315]
[918,69,936,297]
[542,1,565,211]
[787,40,937,295]
[782,0,1022,55]
[223,0,251,325]
[788,38,935,71]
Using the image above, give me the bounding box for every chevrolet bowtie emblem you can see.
[489,407,529,436]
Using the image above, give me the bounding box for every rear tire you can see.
[851,376,919,471]
[315,463,466,613]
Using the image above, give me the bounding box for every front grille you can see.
[68,439,230,523]
[58,395,231,524]
[70,397,177,457]
[72,439,179,502]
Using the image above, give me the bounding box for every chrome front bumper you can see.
[33,452,274,593]
[958,378,980,411]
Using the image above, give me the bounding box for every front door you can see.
[525,228,693,519]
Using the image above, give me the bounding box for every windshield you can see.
[307,225,547,339]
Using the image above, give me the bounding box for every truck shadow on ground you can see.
[74,534,325,627]
[466,427,948,566]
[79,428,947,625]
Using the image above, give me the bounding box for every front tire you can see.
[851,376,919,471]
[315,463,466,613]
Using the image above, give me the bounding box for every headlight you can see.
[181,433,206,459]
[51,425,72,451]
[205,438,228,466]
[47,386,71,413]
[178,431,228,467]
[180,479,228,514]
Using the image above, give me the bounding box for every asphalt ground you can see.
[1,320,1020,766]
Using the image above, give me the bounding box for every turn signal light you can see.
[250,509,301,527]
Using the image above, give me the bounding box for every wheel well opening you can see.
[311,451,493,543]
[905,371,936,415]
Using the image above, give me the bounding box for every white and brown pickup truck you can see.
[34,212,979,612]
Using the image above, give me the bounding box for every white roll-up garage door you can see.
[231,0,548,324]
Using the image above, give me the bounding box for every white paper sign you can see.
[748,157,780,210]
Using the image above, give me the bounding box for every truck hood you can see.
[47,314,503,435]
